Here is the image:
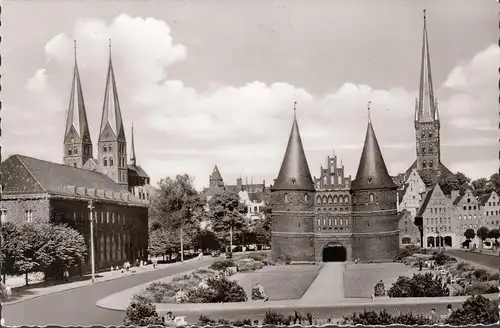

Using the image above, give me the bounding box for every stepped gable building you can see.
[479,191,500,228]
[1,155,149,273]
[350,111,400,262]
[270,107,316,263]
[397,12,454,187]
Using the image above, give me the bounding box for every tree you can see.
[208,189,247,250]
[471,178,494,197]
[438,175,460,196]
[387,272,449,297]
[124,295,163,326]
[148,174,204,258]
[1,222,87,284]
[488,229,500,247]
[445,295,499,325]
[476,226,489,251]
[456,172,471,186]
[464,228,475,241]
[489,173,500,195]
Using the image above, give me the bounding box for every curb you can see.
[5,258,199,306]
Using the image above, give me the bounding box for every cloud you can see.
[4,14,498,190]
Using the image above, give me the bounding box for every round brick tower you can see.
[350,112,400,262]
[270,107,316,263]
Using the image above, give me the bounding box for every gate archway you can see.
[322,243,347,262]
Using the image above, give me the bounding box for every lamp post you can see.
[88,200,96,283]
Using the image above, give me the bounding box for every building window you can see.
[316,196,322,205]
[429,145,433,153]
[467,198,471,203]
[369,193,374,203]
[473,206,476,210]
[317,218,321,226]
[103,157,108,166]
[345,218,349,226]
[25,210,33,222]
[304,194,309,202]
[422,147,426,154]
[0,209,7,223]
[429,160,434,168]
[428,132,433,138]
[322,218,326,226]
[463,206,466,210]
[109,157,114,167]
[422,161,427,168]
[103,145,107,152]
[334,218,338,226]
[344,195,349,204]
[68,148,72,155]
[421,131,425,138]
[106,212,110,224]
[74,147,78,155]
[284,193,288,202]
[339,196,344,204]
[328,218,332,226]
[108,144,112,152]
[340,218,343,226]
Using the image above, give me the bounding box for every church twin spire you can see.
[415,9,439,124]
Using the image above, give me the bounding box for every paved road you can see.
[4,257,215,326]
[301,262,345,302]
[446,250,500,269]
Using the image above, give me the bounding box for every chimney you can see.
[66,185,76,194]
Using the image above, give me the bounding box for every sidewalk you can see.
[5,257,201,305]
[301,262,346,302]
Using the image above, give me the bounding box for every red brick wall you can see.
[1,197,50,223]
[314,235,353,262]
[271,232,315,263]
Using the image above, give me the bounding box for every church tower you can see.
[350,103,399,262]
[209,165,224,188]
[270,103,316,263]
[414,10,440,174]
[63,41,93,168]
[97,40,128,188]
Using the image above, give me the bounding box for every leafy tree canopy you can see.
[464,228,476,240]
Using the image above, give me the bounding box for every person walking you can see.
[63,268,69,283]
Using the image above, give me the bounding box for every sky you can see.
[2,0,498,190]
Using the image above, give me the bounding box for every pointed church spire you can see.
[416,9,436,123]
[99,38,125,142]
[130,123,136,166]
[64,40,91,141]
[351,111,396,191]
[273,102,314,191]
[367,101,372,123]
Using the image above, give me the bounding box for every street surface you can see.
[445,249,500,269]
[301,262,346,302]
[4,257,215,326]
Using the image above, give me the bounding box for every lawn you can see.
[230,264,321,301]
[344,262,419,298]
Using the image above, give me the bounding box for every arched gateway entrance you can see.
[322,243,347,262]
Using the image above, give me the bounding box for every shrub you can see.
[198,315,251,327]
[387,272,450,297]
[430,252,457,266]
[251,286,265,300]
[198,315,216,326]
[456,261,473,272]
[394,245,421,262]
[275,254,291,265]
[124,296,163,326]
[472,268,489,282]
[465,282,498,295]
[263,309,285,325]
[341,309,431,325]
[245,252,267,262]
[186,277,247,303]
[237,259,264,272]
[209,259,235,271]
[231,319,252,326]
[488,271,499,281]
[445,295,499,325]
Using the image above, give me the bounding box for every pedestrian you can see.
[63,268,69,283]
[198,250,203,260]
[446,304,453,317]
[163,311,175,327]
[429,308,440,324]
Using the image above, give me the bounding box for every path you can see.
[3,257,216,326]
[301,262,346,302]
[446,249,500,270]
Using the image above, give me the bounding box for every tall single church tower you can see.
[270,103,316,263]
[209,165,224,188]
[414,10,440,174]
[350,103,399,262]
[97,39,128,188]
[63,41,93,168]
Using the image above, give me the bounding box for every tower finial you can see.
[423,8,426,20]
[73,40,77,62]
[367,101,372,122]
[294,101,297,111]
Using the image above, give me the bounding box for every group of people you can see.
[429,305,454,324]
[163,311,187,327]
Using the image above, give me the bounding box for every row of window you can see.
[102,144,127,153]
[428,207,450,214]
[421,145,435,154]
[67,146,91,156]
[421,160,435,168]
[485,220,500,225]
[316,207,349,212]
[316,195,349,205]
[426,226,452,233]
[487,201,499,207]
[458,215,479,221]
[426,217,452,225]
[420,131,433,139]
[459,224,478,231]
[485,210,499,216]
[283,193,309,202]
[317,217,349,227]
[462,205,478,210]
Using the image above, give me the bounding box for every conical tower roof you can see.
[415,9,438,123]
[99,39,125,142]
[65,41,91,142]
[351,113,396,191]
[210,165,223,181]
[130,123,136,166]
[273,106,314,191]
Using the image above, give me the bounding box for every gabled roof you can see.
[210,165,223,181]
[478,193,491,206]
[452,194,465,206]
[273,109,314,191]
[417,188,434,217]
[2,155,144,205]
[127,164,149,178]
[398,183,409,203]
[351,120,396,191]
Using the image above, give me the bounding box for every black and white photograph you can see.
[0,0,499,326]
